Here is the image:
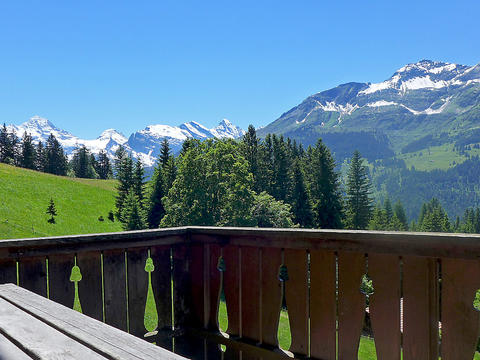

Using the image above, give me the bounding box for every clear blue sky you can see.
[0,0,479,138]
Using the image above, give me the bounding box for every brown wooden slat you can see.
[190,244,206,328]
[261,247,282,347]
[284,249,308,356]
[76,251,103,321]
[241,246,261,341]
[441,258,480,360]
[368,254,401,360]
[223,245,240,336]
[337,251,365,360]
[172,244,192,330]
[127,248,149,337]
[150,245,172,349]
[403,256,438,360]
[0,258,17,285]
[208,244,222,331]
[18,256,47,297]
[48,254,75,308]
[310,249,336,360]
[103,249,127,331]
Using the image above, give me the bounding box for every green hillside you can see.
[0,163,122,240]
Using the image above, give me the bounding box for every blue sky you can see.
[0,0,479,138]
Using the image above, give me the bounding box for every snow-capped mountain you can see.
[258,60,480,160]
[6,116,245,167]
[127,119,245,164]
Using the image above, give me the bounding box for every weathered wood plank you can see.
[261,247,282,347]
[441,258,480,360]
[310,249,336,360]
[0,332,32,360]
[0,258,17,285]
[223,245,241,336]
[127,248,149,337]
[241,246,261,341]
[284,249,308,356]
[190,244,206,328]
[0,283,187,359]
[403,256,438,360]
[208,244,222,331]
[172,244,191,330]
[48,253,75,308]
[0,296,106,359]
[103,249,128,331]
[76,251,103,321]
[337,251,366,360]
[18,256,47,297]
[368,254,401,360]
[150,245,172,349]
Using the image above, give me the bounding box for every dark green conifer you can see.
[46,198,57,224]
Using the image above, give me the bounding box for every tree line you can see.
[0,124,112,179]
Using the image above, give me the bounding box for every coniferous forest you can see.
[2,122,480,234]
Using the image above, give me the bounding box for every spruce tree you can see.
[345,150,373,230]
[271,134,289,202]
[147,164,166,228]
[0,124,15,164]
[384,197,393,223]
[45,134,67,175]
[163,156,177,190]
[289,161,313,227]
[121,191,147,230]
[159,138,171,169]
[46,198,57,224]
[35,141,46,172]
[304,139,343,229]
[241,125,259,191]
[20,132,36,169]
[96,150,112,179]
[133,160,145,204]
[393,201,408,231]
[115,153,134,220]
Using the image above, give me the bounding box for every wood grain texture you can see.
[223,245,240,336]
[150,245,172,349]
[284,249,308,356]
[441,258,480,360]
[103,249,128,331]
[48,253,75,309]
[76,251,103,321]
[310,250,336,360]
[403,256,438,360]
[190,244,205,328]
[337,251,366,360]
[0,258,17,285]
[0,332,32,360]
[18,256,47,297]
[172,245,192,330]
[0,283,187,360]
[368,254,401,360]
[0,296,106,359]
[208,244,222,331]
[261,247,282,347]
[241,246,261,342]
[127,248,149,337]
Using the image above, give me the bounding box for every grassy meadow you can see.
[0,163,122,239]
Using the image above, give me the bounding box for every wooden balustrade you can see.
[1,227,480,359]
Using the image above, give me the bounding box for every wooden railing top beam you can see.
[2,226,480,259]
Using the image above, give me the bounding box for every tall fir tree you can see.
[45,133,67,175]
[159,138,171,169]
[147,163,166,228]
[35,141,46,171]
[20,132,36,169]
[393,201,408,231]
[46,198,57,224]
[271,135,289,202]
[96,150,112,179]
[289,160,313,227]
[304,139,343,229]
[163,156,177,190]
[345,150,373,230]
[115,151,134,221]
[241,125,260,192]
[133,159,145,204]
[72,146,96,178]
[121,191,147,230]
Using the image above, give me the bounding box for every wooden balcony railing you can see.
[1,227,480,359]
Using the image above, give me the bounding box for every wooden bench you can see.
[0,283,186,360]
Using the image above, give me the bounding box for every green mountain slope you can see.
[0,164,122,239]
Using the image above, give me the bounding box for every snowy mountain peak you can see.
[211,118,246,139]
[97,129,127,143]
[25,115,56,129]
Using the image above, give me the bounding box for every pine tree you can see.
[115,152,134,220]
[163,156,177,190]
[0,123,15,164]
[393,201,408,231]
[241,125,259,191]
[304,139,343,229]
[159,138,171,169]
[147,164,166,228]
[384,197,393,223]
[133,160,145,204]
[45,134,67,175]
[121,191,147,230]
[35,141,46,172]
[20,132,36,169]
[289,161,313,227]
[96,150,112,179]
[271,135,289,201]
[46,198,57,224]
[72,146,91,178]
[345,150,373,230]
[368,205,387,230]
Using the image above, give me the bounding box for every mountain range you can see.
[258,59,480,161]
[6,117,245,167]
